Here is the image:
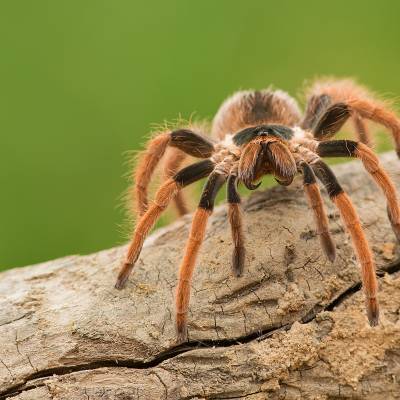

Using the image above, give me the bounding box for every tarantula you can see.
[115,79,400,342]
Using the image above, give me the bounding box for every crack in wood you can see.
[2,259,399,400]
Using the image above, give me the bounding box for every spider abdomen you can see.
[211,89,302,139]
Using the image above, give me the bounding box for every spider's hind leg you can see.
[312,159,379,326]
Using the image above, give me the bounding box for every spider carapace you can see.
[115,79,400,342]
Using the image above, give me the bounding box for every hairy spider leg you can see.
[316,140,400,241]
[116,159,215,290]
[311,159,379,326]
[176,171,227,342]
[227,174,246,276]
[304,80,400,155]
[347,98,400,155]
[163,147,189,216]
[133,129,215,216]
[301,93,332,131]
[302,94,371,145]
[352,112,371,147]
[297,160,336,262]
[134,132,170,216]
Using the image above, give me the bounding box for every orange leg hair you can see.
[132,129,215,216]
[176,172,226,342]
[333,192,379,324]
[348,98,400,156]
[134,132,171,216]
[355,143,400,239]
[311,159,379,325]
[298,160,336,262]
[117,178,180,289]
[315,140,400,241]
[116,159,215,290]
[352,113,371,147]
[304,79,400,156]
[175,208,211,342]
[163,147,189,216]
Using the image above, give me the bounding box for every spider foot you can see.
[176,319,188,343]
[232,247,245,277]
[389,220,400,243]
[367,298,379,327]
[391,223,400,243]
[114,262,133,290]
[386,206,400,242]
[320,233,336,263]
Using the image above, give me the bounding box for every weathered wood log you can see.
[1,152,400,400]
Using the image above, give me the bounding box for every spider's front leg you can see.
[176,170,227,342]
[311,159,379,326]
[315,140,400,241]
[115,159,214,290]
[298,100,400,241]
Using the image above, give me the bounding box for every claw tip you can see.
[114,278,127,290]
[367,298,379,327]
[176,318,188,343]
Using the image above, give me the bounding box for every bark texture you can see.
[1,152,400,400]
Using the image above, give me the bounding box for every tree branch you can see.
[1,152,400,399]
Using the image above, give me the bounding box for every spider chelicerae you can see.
[115,78,400,342]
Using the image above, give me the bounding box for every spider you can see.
[115,78,400,342]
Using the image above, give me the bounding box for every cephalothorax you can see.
[115,79,400,342]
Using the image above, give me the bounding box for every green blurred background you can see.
[1,1,400,271]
